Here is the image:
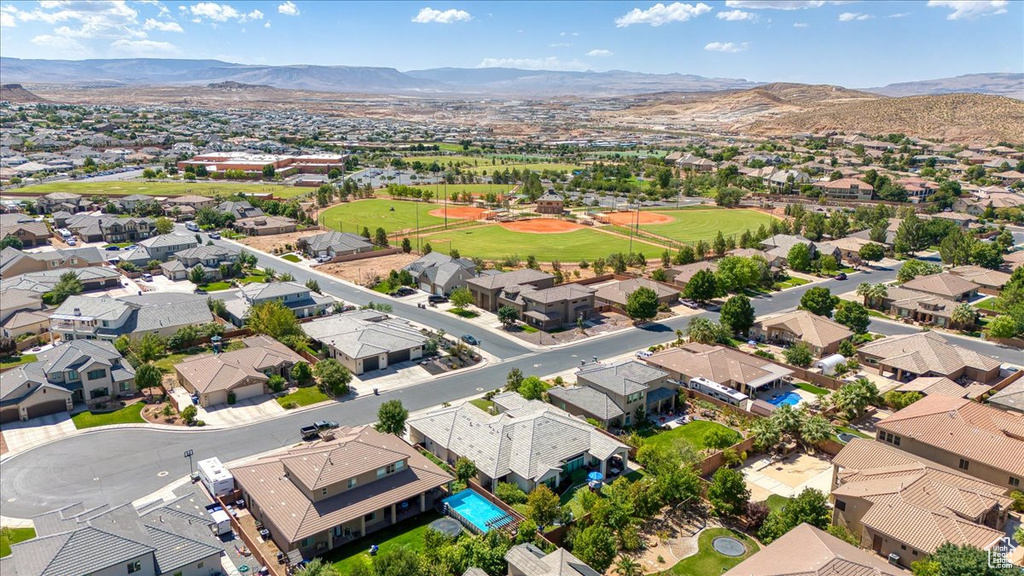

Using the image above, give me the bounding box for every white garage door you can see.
[232,383,264,402]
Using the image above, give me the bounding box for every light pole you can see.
[184,449,194,476]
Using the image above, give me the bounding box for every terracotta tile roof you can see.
[722,523,904,576]
[174,335,303,394]
[876,394,1024,477]
[645,344,792,390]
[948,265,1011,289]
[756,310,853,350]
[901,273,980,299]
[858,332,1000,377]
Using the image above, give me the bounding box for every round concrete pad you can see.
[712,536,746,557]
[429,517,464,538]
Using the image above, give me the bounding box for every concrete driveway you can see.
[1,413,77,456]
[199,396,286,428]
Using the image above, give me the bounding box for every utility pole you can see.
[184,449,194,476]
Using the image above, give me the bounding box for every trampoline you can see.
[712,536,747,557]
[429,517,464,538]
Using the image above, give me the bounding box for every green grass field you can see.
[642,420,743,453]
[974,298,1000,311]
[276,386,330,408]
[281,254,301,263]
[664,527,759,575]
[327,511,442,573]
[793,382,830,396]
[0,527,36,557]
[401,183,514,197]
[638,209,777,244]
[8,180,309,199]
[319,199,445,234]
[765,494,791,513]
[421,225,666,261]
[399,154,582,174]
[0,354,37,370]
[71,403,145,429]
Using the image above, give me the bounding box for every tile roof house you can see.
[217,200,264,220]
[900,273,980,302]
[875,394,1024,492]
[408,394,630,493]
[0,340,134,422]
[36,192,91,213]
[549,360,676,428]
[49,293,213,342]
[230,425,452,559]
[722,523,905,576]
[4,496,222,576]
[535,190,565,215]
[666,260,717,289]
[988,377,1024,415]
[0,266,121,295]
[751,310,854,357]
[299,230,374,259]
[644,343,793,396]
[302,309,427,375]
[760,234,841,266]
[814,178,875,201]
[856,332,1001,384]
[65,213,156,244]
[117,234,199,267]
[0,288,49,340]
[505,543,600,576]
[894,376,991,400]
[0,213,50,247]
[0,246,104,278]
[830,439,1009,567]
[947,265,1011,293]
[221,281,333,326]
[881,286,966,330]
[174,335,304,407]
[497,282,596,331]
[170,244,239,281]
[593,277,679,308]
[233,215,298,236]
[466,269,554,312]
[403,252,478,296]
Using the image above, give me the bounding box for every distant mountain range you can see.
[0,57,1020,99]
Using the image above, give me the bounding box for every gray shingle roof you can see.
[548,386,625,420]
[576,360,668,396]
[301,230,373,253]
[302,310,426,359]
[466,268,553,290]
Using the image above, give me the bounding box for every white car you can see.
[635,350,653,359]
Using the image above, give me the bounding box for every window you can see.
[395,460,404,471]
[87,369,106,380]
[127,561,142,574]
[378,463,397,478]
[365,512,376,522]
[66,370,79,381]
[120,382,130,392]
[959,458,970,471]
[301,538,312,547]
[1010,477,1020,488]
[348,478,357,489]
[834,499,846,512]
[321,488,328,496]
[901,545,907,550]
[912,550,918,556]
[90,388,110,400]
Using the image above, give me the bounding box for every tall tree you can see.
[683,269,718,303]
[800,287,839,317]
[720,295,755,336]
[246,300,301,340]
[375,399,409,436]
[625,286,659,322]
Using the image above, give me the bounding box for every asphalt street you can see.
[1,243,1018,518]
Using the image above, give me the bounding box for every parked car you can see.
[427,295,449,304]
[461,334,479,346]
[300,425,320,441]
[185,222,200,232]
[834,273,847,280]
[104,245,120,251]
[208,232,221,240]
[314,420,339,431]
[391,287,415,297]
[680,299,699,309]
[316,255,332,263]
[636,350,653,359]
[66,238,76,246]
[141,273,153,282]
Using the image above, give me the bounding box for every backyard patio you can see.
[740,451,834,503]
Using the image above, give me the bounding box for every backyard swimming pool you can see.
[767,391,802,406]
[443,489,508,533]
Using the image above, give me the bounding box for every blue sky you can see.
[0,1,1021,87]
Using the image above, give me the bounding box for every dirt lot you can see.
[500,219,584,233]
[603,211,675,225]
[234,230,312,254]
[316,251,420,286]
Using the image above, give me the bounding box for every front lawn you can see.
[448,308,479,319]
[239,273,268,284]
[282,254,301,263]
[664,527,759,575]
[153,341,245,373]
[197,281,232,291]
[642,420,742,452]
[469,398,494,413]
[327,511,442,573]
[0,527,36,557]
[71,403,145,429]
[776,276,809,289]
[765,494,791,513]
[276,386,330,408]
[0,354,37,369]
[974,298,1000,311]
[837,426,872,440]
[793,382,830,396]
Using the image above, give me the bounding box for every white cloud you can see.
[614,2,712,27]
[12,1,142,39]
[926,1,1007,20]
[586,49,613,57]
[477,56,588,72]
[247,9,263,20]
[31,34,87,52]
[717,9,757,20]
[724,1,850,9]
[838,12,873,21]
[143,18,183,32]
[1,10,15,28]
[792,21,808,26]
[264,21,270,27]
[277,1,299,16]
[704,41,749,52]
[412,7,472,24]
[189,2,239,21]
[548,42,572,47]
[110,38,181,56]
[887,12,909,18]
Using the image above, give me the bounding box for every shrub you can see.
[495,481,528,505]
[181,405,198,425]
[745,501,770,531]
[282,401,299,410]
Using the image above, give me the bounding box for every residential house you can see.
[676,154,715,173]
[874,393,1024,492]
[722,523,905,576]
[751,310,854,357]
[302,310,427,375]
[4,497,222,576]
[0,340,135,421]
[931,211,977,229]
[217,200,264,220]
[171,245,239,281]
[175,335,304,407]
[0,266,122,294]
[466,269,554,312]
[0,288,48,340]
[403,252,478,296]
[666,261,717,290]
[36,192,91,213]
[814,178,874,201]
[893,376,991,401]
[857,332,1001,383]
[230,425,452,558]
[221,281,333,326]
[162,194,217,216]
[535,190,565,215]
[881,286,966,330]
[549,360,675,428]
[408,394,630,493]
[234,215,298,236]
[644,342,793,397]
[300,230,375,259]
[114,194,157,213]
[831,439,1009,567]
[0,246,104,278]
[760,234,841,266]
[50,293,213,342]
[505,543,600,576]
[988,378,1024,415]
[0,213,50,247]
[497,282,595,331]
[948,265,1010,294]
[764,169,811,194]
[65,213,156,243]
[117,234,200,267]
[593,277,678,308]
[828,236,876,263]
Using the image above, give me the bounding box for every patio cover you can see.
[645,387,676,408]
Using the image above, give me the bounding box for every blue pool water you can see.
[768,392,802,406]
[443,490,507,533]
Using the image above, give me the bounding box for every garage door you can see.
[26,400,68,420]
[233,383,264,402]
[0,407,18,424]
[363,355,379,372]
[388,349,411,365]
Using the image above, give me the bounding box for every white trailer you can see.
[197,457,235,498]
[209,509,232,537]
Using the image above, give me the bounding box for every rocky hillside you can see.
[868,73,1023,99]
[0,83,48,103]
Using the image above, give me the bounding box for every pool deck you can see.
[741,452,834,502]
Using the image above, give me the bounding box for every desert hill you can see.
[0,83,49,103]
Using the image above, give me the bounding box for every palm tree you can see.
[772,403,805,436]
[856,282,887,309]
[799,415,835,448]
[749,417,782,452]
[951,302,977,329]
[615,555,642,576]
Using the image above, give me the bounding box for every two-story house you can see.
[230,425,453,559]
[49,293,214,342]
[217,200,264,220]
[118,234,200,268]
[0,246,104,278]
[814,178,874,201]
[535,190,565,214]
[65,213,156,243]
[36,192,91,214]
[497,283,595,331]
[0,213,50,247]
[0,339,135,421]
[466,269,554,312]
[221,281,334,327]
[403,252,478,296]
[549,360,676,428]
[170,245,240,281]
